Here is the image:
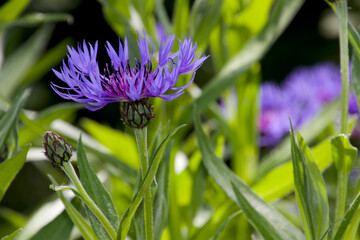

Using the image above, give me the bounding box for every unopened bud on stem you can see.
[43,131,72,167]
[121,98,155,128]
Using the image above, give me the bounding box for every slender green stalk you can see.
[61,162,117,240]
[134,127,154,240]
[337,0,350,134]
[333,0,350,236]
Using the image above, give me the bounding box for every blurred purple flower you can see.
[260,62,359,146]
[259,83,290,146]
[52,32,208,110]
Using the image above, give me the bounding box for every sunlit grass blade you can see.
[77,136,119,239]
[0,145,30,201]
[48,175,98,240]
[290,123,329,240]
[30,209,73,240]
[118,125,185,240]
[194,111,305,240]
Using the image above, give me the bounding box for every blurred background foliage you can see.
[1,0,360,239]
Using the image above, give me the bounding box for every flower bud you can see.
[43,131,72,166]
[121,98,155,128]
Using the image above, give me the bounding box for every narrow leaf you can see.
[0,24,53,98]
[48,175,98,240]
[334,192,360,240]
[290,123,329,240]
[194,111,305,240]
[0,90,30,148]
[153,141,172,240]
[352,50,360,113]
[0,145,30,201]
[1,228,22,240]
[118,125,185,240]
[0,0,30,22]
[77,136,119,239]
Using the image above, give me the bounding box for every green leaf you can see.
[153,141,172,240]
[0,24,53,98]
[195,0,304,112]
[194,111,305,240]
[334,192,360,240]
[0,89,30,151]
[190,0,223,49]
[30,210,73,240]
[48,175,98,240]
[349,23,360,58]
[22,37,72,85]
[331,134,357,175]
[290,124,329,240]
[81,118,139,169]
[352,50,360,114]
[253,139,333,202]
[0,0,30,22]
[212,211,242,240]
[1,228,22,240]
[118,125,185,240]
[173,0,189,37]
[0,13,73,29]
[0,145,30,201]
[19,103,82,147]
[77,136,119,239]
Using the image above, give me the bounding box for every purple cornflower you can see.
[259,62,359,146]
[51,32,208,111]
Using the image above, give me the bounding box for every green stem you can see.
[337,0,350,134]
[333,0,350,236]
[134,127,154,240]
[334,168,348,235]
[61,162,117,240]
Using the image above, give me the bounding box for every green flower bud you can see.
[43,131,72,167]
[121,98,155,128]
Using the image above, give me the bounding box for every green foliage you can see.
[331,135,357,175]
[194,111,305,240]
[118,125,185,240]
[290,124,329,240]
[77,136,119,239]
[30,210,73,240]
[48,176,98,240]
[1,228,22,240]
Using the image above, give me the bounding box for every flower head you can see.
[259,62,359,146]
[52,32,208,110]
